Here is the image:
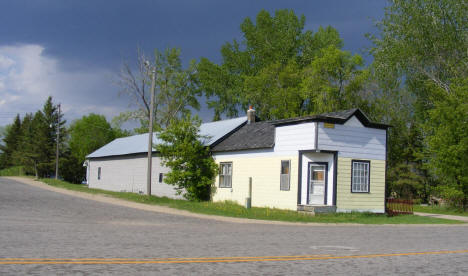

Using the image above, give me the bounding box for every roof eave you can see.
[211,145,274,153]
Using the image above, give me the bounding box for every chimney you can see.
[247,105,255,124]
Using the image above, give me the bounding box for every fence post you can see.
[245,177,252,209]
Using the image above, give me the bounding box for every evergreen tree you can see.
[0,114,22,168]
[34,97,66,177]
[13,113,41,177]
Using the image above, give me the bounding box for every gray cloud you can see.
[0,44,132,126]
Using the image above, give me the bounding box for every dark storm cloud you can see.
[0,0,386,126]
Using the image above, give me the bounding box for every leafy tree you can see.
[69,114,118,164]
[0,114,22,168]
[117,47,200,132]
[424,81,468,210]
[301,45,372,115]
[370,0,468,104]
[64,113,129,183]
[370,0,468,206]
[157,115,218,201]
[197,9,354,120]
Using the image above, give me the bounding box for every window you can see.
[280,160,290,191]
[219,162,232,188]
[159,173,164,183]
[351,160,370,193]
[97,167,101,180]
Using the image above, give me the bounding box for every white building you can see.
[85,117,247,197]
[86,108,389,213]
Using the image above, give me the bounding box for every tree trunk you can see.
[34,162,38,180]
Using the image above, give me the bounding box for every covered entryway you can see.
[298,151,336,210]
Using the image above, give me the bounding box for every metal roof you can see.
[87,116,247,158]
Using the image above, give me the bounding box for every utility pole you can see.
[55,103,61,180]
[147,64,156,196]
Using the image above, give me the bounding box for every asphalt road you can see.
[1,177,467,275]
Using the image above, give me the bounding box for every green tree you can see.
[301,45,372,115]
[424,81,468,210]
[64,113,124,183]
[370,0,468,205]
[69,114,118,164]
[370,0,468,105]
[0,114,22,168]
[197,9,353,120]
[34,97,66,177]
[117,47,200,132]
[13,113,43,177]
[156,115,218,201]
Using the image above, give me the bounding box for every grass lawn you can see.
[414,205,468,217]
[39,178,462,224]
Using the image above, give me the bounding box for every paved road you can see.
[1,177,467,275]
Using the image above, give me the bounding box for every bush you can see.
[433,186,465,209]
[0,166,26,176]
[157,115,218,201]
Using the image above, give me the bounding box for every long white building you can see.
[86,108,389,213]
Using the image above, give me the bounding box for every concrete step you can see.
[297,205,337,214]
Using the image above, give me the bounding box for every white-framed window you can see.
[219,162,232,188]
[159,173,164,183]
[280,160,290,191]
[97,167,101,180]
[351,160,370,193]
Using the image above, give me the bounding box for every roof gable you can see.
[273,108,389,129]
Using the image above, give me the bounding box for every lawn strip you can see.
[39,178,462,224]
[414,205,468,217]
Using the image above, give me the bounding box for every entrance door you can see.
[308,163,327,205]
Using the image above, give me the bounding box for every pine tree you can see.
[13,113,41,177]
[0,114,22,168]
[35,97,66,177]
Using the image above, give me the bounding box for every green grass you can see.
[414,205,468,217]
[0,166,26,176]
[39,178,462,224]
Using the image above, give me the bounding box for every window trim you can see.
[280,160,291,191]
[159,173,164,183]
[97,167,101,180]
[219,162,233,188]
[351,160,370,193]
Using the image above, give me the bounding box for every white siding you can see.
[87,154,182,199]
[275,122,316,153]
[344,116,364,127]
[318,118,386,160]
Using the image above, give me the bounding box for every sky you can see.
[0,0,387,127]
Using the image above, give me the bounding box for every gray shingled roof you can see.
[211,121,275,152]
